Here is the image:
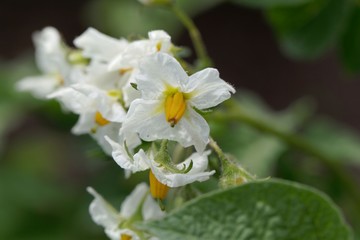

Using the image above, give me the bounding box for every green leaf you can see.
[210,91,314,177]
[230,0,311,8]
[304,117,360,164]
[266,0,351,59]
[141,179,353,240]
[340,7,360,72]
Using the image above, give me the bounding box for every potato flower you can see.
[121,53,235,153]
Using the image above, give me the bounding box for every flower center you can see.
[149,170,169,200]
[165,91,186,127]
[121,234,132,240]
[156,42,162,52]
[119,67,133,75]
[95,111,110,126]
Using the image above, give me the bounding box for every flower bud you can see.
[149,170,169,200]
[219,154,255,189]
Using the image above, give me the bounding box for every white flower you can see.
[74,27,128,63]
[121,53,235,153]
[50,83,126,121]
[48,82,127,155]
[147,150,215,188]
[87,183,164,240]
[16,27,82,98]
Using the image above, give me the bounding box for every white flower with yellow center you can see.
[121,53,235,153]
[87,183,164,240]
[49,83,129,155]
[17,27,83,99]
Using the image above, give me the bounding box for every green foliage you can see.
[141,179,353,240]
[210,91,314,177]
[266,0,352,59]
[340,7,360,72]
[230,0,311,8]
[304,117,360,164]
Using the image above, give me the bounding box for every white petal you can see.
[105,228,140,240]
[147,151,215,187]
[108,40,149,71]
[122,99,180,143]
[136,53,187,100]
[71,112,95,134]
[121,99,164,139]
[186,68,235,109]
[148,30,172,52]
[123,99,209,153]
[86,61,125,90]
[48,87,91,114]
[105,136,149,172]
[175,107,210,153]
[91,123,122,156]
[122,71,141,107]
[16,75,60,99]
[120,183,149,218]
[33,27,69,75]
[87,187,120,230]
[66,66,87,85]
[142,195,165,221]
[148,30,170,41]
[72,83,126,122]
[74,27,128,62]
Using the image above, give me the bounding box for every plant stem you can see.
[211,101,360,214]
[209,137,255,182]
[170,4,212,69]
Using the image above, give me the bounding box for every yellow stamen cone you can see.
[121,234,132,240]
[149,170,169,200]
[95,111,110,126]
[165,92,186,127]
[119,67,133,75]
[156,42,162,52]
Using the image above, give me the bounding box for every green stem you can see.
[211,101,360,214]
[209,137,255,182]
[155,140,191,173]
[170,4,212,69]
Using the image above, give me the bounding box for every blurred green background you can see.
[1,0,360,239]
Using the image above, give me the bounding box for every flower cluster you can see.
[18,26,235,239]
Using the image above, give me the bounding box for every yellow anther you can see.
[119,67,133,75]
[165,92,186,127]
[149,170,169,200]
[156,42,162,52]
[56,74,64,86]
[95,111,110,126]
[121,234,132,240]
[107,89,122,99]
